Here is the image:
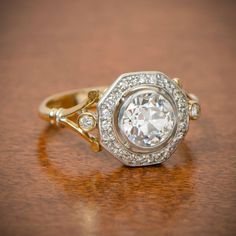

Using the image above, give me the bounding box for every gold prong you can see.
[173,78,182,88]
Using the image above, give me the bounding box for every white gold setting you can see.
[97,72,190,167]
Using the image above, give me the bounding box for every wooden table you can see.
[0,1,235,235]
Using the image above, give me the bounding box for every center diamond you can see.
[118,89,176,149]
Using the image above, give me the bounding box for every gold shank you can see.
[39,86,107,152]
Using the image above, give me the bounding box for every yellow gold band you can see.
[39,86,107,122]
[39,86,107,152]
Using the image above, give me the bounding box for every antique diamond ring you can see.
[39,71,200,167]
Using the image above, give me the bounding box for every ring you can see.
[39,71,200,167]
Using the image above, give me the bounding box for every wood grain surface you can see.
[0,0,235,235]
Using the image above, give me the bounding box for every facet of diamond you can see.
[189,102,200,120]
[118,89,176,149]
[78,113,96,131]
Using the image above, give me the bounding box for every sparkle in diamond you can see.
[118,90,176,148]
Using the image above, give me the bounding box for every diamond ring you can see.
[39,71,200,167]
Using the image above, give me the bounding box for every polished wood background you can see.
[0,0,235,235]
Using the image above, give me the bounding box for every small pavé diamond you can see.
[101,120,110,130]
[101,108,110,119]
[190,103,200,119]
[79,114,96,131]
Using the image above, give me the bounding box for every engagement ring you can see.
[39,71,200,167]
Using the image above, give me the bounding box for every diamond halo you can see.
[97,72,189,166]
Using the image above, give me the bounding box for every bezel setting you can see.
[97,72,189,166]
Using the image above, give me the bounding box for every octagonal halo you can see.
[97,71,189,167]
[117,88,177,150]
